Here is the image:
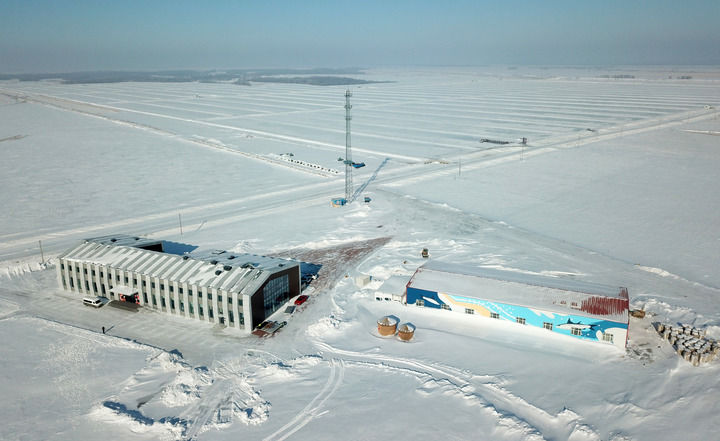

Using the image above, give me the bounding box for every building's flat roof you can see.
[379,275,411,294]
[409,261,628,322]
[59,237,299,295]
[83,234,163,249]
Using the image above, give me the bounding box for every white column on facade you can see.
[152,277,161,311]
[62,260,71,292]
[102,267,112,298]
[201,286,209,322]
[162,278,172,314]
[220,289,229,326]
[76,263,84,294]
[191,284,199,319]
[64,260,73,292]
[55,260,64,290]
[242,293,252,332]
[80,263,90,294]
[172,281,180,315]
[145,275,154,309]
[135,272,146,306]
[92,264,102,295]
[180,283,189,318]
[211,288,219,323]
[230,291,239,328]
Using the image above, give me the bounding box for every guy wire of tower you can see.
[345,89,353,202]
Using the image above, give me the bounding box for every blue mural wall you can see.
[406,287,627,345]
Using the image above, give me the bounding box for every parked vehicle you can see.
[294,295,309,306]
[82,297,104,308]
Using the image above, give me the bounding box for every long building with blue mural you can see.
[405,261,629,348]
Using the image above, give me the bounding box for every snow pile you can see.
[158,364,211,407]
[0,257,52,279]
[306,315,351,338]
[88,404,184,441]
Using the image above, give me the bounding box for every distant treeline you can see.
[251,76,385,86]
[598,74,636,79]
[0,68,386,86]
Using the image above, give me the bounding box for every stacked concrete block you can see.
[654,322,718,366]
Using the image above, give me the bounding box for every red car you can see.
[294,295,309,306]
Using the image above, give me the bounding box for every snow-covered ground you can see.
[1,66,719,440]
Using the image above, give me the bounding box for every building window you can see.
[84,268,88,275]
[169,285,174,293]
[199,306,203,316]
[179,287,184,294]
[69,277,74,288]
[101,285,106,295]
[571,302,578,308]
[143,293,148,303]
[152,295,157,305]
[602,332,614,343]
[441,303,450,310]
[161,298,166,307]
[263,275,290,317]
[207,293,212,300]
[229,311,234,323]
[61,263,65,270]
[124,276,128,284]
[543,322,553,330]
[198,291,203,298]
[91,269,96,276]
[160,283,165,290]
[228,297,232,305]
[85,281,90,291]
[416,299,425,307]
[209,308,214,319]
[490,312,499,319]
[179,302,184,312]
[217,295,222,303]
[142,280,146,287]
[516,317,526,325]
[465,308,474,314]
[571,327,582,336]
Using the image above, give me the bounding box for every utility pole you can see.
[344,89,353,202]
[39,240,44,264]
[178,213,183,236]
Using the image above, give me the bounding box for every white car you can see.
[82,297,104,308]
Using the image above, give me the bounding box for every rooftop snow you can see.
[410,261,628,322]
[84,234,163,249]
[59,238,299,295]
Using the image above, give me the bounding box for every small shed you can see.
[376,276,409,302]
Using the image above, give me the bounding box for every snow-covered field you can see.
[1,66,719,440]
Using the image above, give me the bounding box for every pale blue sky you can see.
[1,0,718,72]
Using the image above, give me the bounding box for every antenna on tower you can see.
[344,89,353,202]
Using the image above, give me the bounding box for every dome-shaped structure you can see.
[377,316,398,336]
[397,323,416,341]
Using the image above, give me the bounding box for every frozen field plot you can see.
[1,67,720,440]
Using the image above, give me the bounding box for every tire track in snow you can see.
[313,341,598,441]
[262,358,345,441]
